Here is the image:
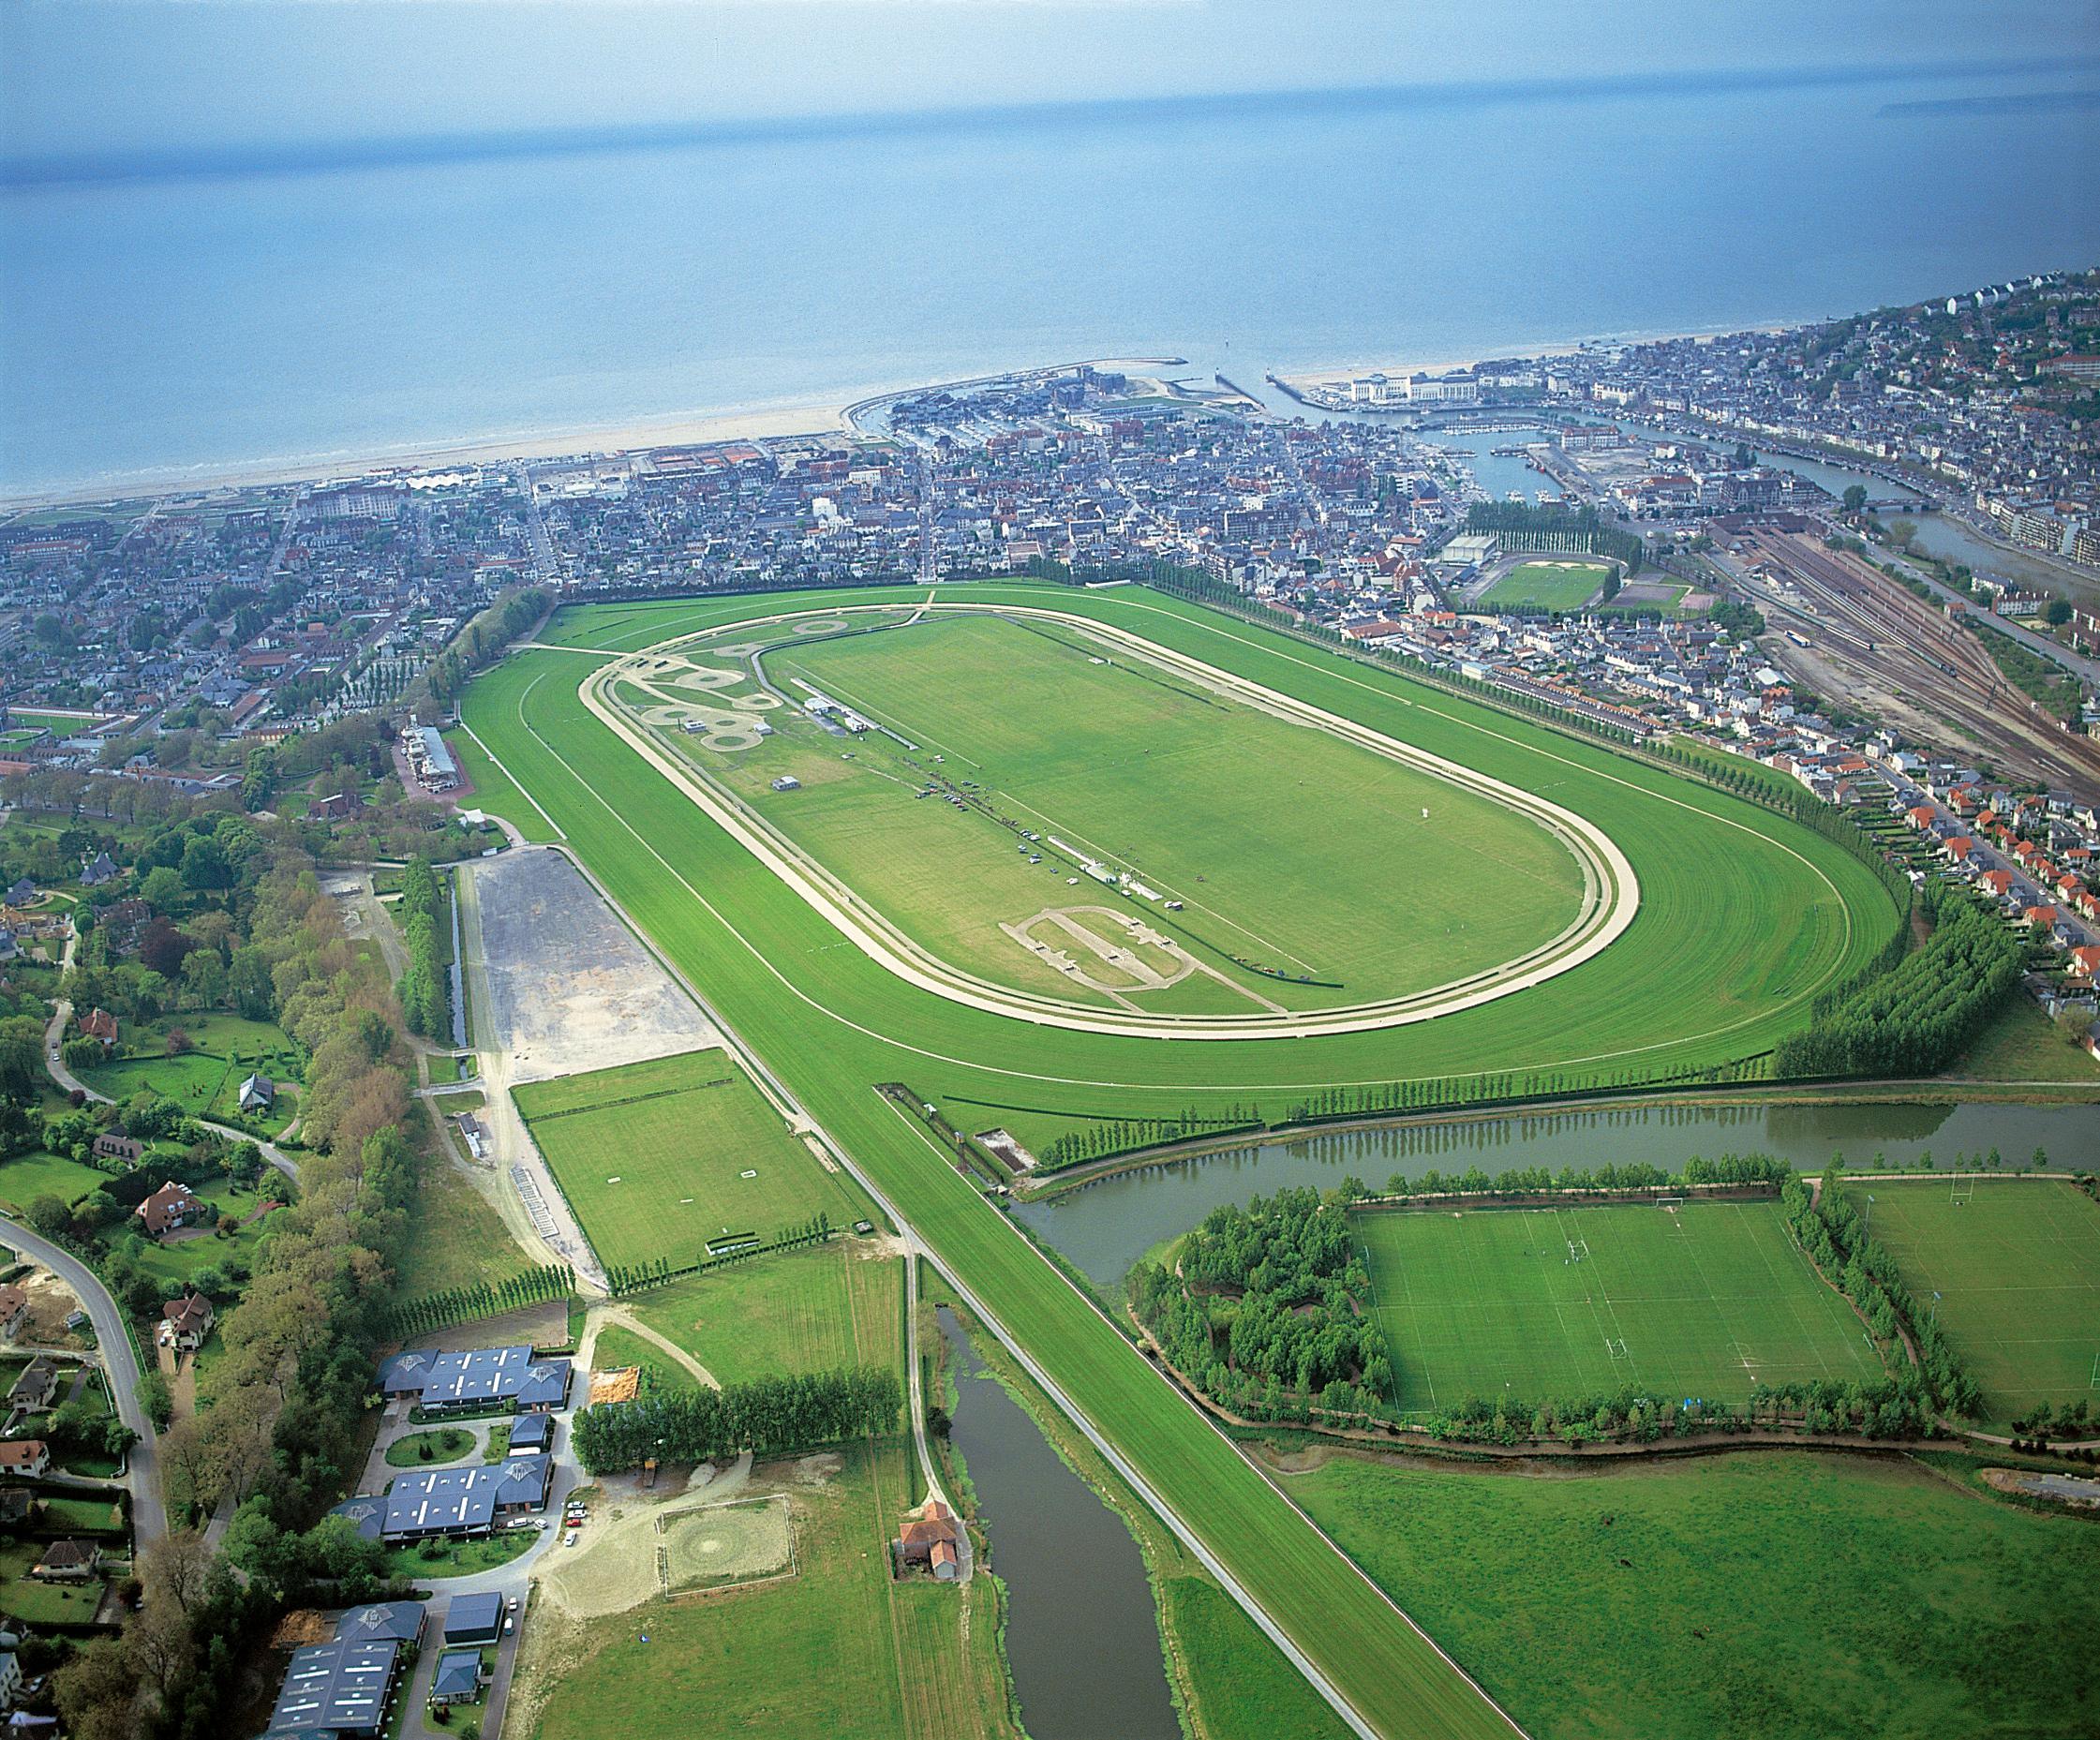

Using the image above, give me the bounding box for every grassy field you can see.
[1480,560,1613,612]
[630,1241,905,1387]
[527,1439,1018,1740]
[515,1050,862,1273]
[1949,995,2100,1082]
[467,581,1907,1740]
[1359,1199,1879,1412]
[1287,1447,2100,1740]
[0,1151,112,1214]
[394,1161,527,1299]
[682,610,1586,1014]
[1842,1176,2100,1421]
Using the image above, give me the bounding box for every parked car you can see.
[562,1530,578,1547]
[507,1596,520,1613]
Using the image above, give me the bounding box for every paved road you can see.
[0,1216,166,1546]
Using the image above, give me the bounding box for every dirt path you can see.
[593,1304,721,1390]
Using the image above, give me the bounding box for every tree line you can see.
[392,855,451,1041]
[1773,887,2024,1078]
[603,1212,837,1298]
[1376,1152,1793,1201]
[1465,500,1646,573]
[382,1262,575,1341]
[1128,1187,1393,1420]
[573,1366,901,1474]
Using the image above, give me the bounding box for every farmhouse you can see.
[136,1181,202,1239]
[0,1285,27,1344]
[266,1637,403,1735]
[0,1441,50,1480]
[237,1074,276,1114]
[376,1345,572,1415]
[380,1452,553,1541]
[895,1498,961,1581]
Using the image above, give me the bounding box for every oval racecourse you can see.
[582,601,1642,1039]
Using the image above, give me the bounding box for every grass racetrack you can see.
[466,581,1905,1740]
[514,1049,860,1272]
[1480,561,1612,612]
[1360,1200,1879,1412]
[1841,1176,2100,1422]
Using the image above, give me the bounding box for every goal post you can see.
[1655,1197,1686,1210]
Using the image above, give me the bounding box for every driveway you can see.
[0,1217,166,1546]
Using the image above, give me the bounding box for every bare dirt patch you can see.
[659,1494,793,1594]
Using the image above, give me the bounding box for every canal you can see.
[1016,1098,2100,1294]
[935,1306,1181,1740]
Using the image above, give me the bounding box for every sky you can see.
[5,0,2097,167]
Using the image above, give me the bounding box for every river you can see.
[935,1306,1180,1740]
[1015,1098,2100,1294]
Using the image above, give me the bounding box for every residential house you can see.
[135,1181,201,1240]
[237,1074,276,1115]
[0,1647,21,1711]
[160,1293,216,1351]
[428,1649,486,1709]
[76,1007,118,1048]
[0,1286,26,1344]
[79,854,116,888]
[7,1359,58,1414]
[31,1539,100,1582]
[895,1498,961,1581]
[91,1134,144,1167]
[0,1441,50,1480]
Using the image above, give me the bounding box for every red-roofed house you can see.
[136,1182,201,1240]
[2068,944,2100,980]
[76,1007,117,1048]
[0,1441,49,1480]
[1980,869,2015,898]
[2023,904,2061,929]
[1904,805,1936,830]
[1944,837,1975,864]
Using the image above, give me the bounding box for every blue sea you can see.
[3,64,2096,497]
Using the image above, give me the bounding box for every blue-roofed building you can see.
[335,1600,426,1648]
[508,1412,553,1455]
[382,1452,552,1541]
[444,1591,503,1646]
[267,1637,401,1734]
[327,1496,386,1541]
[429,1648,486,1708]
[377,1345,572,1416]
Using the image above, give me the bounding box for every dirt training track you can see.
[582,602,1642,1040]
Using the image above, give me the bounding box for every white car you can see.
[562,1529,578,1547]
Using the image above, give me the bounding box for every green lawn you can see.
[515,1050,862,1273]
[1287,1448,2100,1740]
[463,582,1907,1740]
[1358,1199,1879,1413]
[385,1427,477,1468]
[626,1242,904,1388]
[529,1438,1015,1740]
[1479,560,1613,612]
[77,1011,301,1131]
[0,1151,111,1214]
[1164,1575,1352,1740]
[381,1528,535,1581]
[35,1495,127,1534]
[643,608,1587,1016]
[131,1180,270,1286]
[0,1542,106,1626]
[1842,1177,2100,1421]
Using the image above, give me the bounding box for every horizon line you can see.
[7,52,2098,190]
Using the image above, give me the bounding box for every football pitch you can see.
[514,1049,861,1272]
[1841,1176,2100,1421]
[1479,560,1613,612]
[1359,1199,1880,1412]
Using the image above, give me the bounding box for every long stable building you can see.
[377,1344,572,1415]
[382,1450,553,1541]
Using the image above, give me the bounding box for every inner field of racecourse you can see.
[463,582,1902,1740]
[587,601,1640,1038]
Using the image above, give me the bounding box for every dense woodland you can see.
[573,1367,902,1474]
[1128,1187,1393,1419]
[392,855,451,1041]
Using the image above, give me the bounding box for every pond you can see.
[1016,1098,2100,1294]
[935,1306,1180,1740]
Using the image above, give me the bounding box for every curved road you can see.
[0,1215,166,1546]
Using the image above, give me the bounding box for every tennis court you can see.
[1359,1199,1879,1412]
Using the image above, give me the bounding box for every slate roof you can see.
[443,1591,502,1643]
[267,1637,400,1734]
